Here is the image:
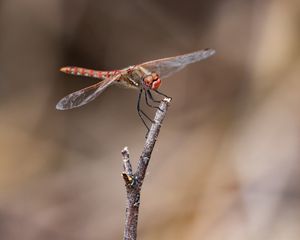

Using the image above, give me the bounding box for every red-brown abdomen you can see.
[60,66,119,79]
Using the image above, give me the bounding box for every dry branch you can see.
[121,97,171,240]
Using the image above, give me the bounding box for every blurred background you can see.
[1,0,300,239]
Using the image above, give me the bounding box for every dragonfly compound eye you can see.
[151,78,161,90]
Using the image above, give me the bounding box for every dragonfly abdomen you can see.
[60,66,121,79]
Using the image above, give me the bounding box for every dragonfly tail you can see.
[60,66,108,79]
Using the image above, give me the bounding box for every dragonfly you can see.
[56,48,215,130]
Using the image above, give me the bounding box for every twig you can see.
[121,97,171,240]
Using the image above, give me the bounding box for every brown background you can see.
[1,0,300,239]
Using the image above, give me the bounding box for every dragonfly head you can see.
[143,73,161,90]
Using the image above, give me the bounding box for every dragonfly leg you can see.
[147,90,161,103]
[137,89,153,132]
[146,90,163,112]
[144,90,160,109]
[154,89,172,99]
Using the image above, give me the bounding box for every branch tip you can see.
[121,146,130,156]
[163,97,172,103]
[122,146,132,175]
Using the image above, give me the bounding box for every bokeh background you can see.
[1,0,300,239]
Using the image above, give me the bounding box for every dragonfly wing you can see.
[56,75,119,110]
[140,48,215,79]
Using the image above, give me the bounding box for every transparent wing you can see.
[140,48,215,79]
[56,75,119,110]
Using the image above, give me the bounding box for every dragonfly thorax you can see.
[143,72,161,90]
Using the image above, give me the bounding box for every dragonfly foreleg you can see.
[144,90,160,109]
[147,90,161,103]
[137,89,153,132]
[154,89,172,99]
